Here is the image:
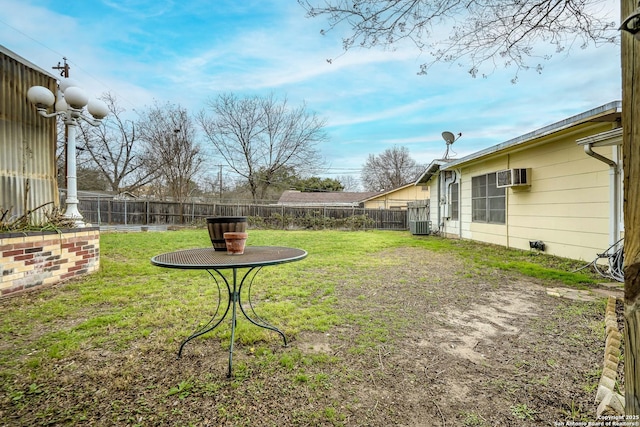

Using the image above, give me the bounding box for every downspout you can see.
[437,172,441,232]
[506,154,510,249]
[457,169,462,239]
[583,144,619,246]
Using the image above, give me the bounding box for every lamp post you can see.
[27,79,108,226]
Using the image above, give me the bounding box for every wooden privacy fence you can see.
[76,199,408,230]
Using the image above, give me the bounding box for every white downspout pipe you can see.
[457,169,463,238]
[583,144,619,246]
[436,172,442,232]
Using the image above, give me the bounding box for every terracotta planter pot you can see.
[206,217,247,251]
[224,232,248,255]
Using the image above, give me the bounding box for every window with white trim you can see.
[471,173,505,224]
[449,183,459,220]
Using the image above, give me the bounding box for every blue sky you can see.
[1,0,622,188]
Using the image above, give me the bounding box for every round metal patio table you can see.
[151,246,307,377]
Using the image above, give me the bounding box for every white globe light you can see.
[87,99,109,119]
[63,86,89,109]
[27,86,55,107]
[55,93,68,112]
[59,78,80,92]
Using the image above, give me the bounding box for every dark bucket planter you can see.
[206,217,248,251]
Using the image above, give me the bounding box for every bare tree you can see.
[299,0,617,79]
[76,93,157,194]
[361,146,423,191]
[75,166,110,191]
[137,101,204,212]
[197,93,328,202]
[337,174,361,191]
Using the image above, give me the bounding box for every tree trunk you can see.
[622,0,640,415]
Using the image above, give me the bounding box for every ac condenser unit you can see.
[496,168,531,188]
[409,220,431,235]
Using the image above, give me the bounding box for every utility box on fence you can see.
[409,220,431,235]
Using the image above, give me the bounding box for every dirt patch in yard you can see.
[1,247,613,426]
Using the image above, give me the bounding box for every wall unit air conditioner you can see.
[496,168,531,188]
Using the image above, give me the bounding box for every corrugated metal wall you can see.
[0,47,59,225]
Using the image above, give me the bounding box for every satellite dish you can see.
[440,131,461,160]
[442,131,456,145]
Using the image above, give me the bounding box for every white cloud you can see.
[1,0,623,182]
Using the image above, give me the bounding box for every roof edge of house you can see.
[1,44,58,80]
[441,100,622,170]
[415,159,449,185]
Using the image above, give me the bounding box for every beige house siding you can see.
[364,184,429,209]
[421,102,622,262]
[457,134,614,260]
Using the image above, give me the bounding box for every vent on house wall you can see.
[496,168,531,188]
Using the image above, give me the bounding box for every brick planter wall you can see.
[0,227,100,296]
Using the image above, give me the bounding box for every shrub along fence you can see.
[76,199,408,230]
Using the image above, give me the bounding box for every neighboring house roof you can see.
[277,190,382,206]
[70,190,138,200]
[75,190,115,198]
[440,101,621,170]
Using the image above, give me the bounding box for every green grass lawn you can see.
[1,228,600,368]
[0,229,606,426]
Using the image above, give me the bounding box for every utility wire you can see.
[0,18,66,58]
[0,18,137,110]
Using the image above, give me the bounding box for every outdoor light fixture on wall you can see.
[27,79,108,226]
[620,1,640,39]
